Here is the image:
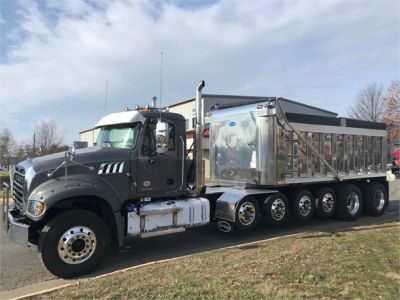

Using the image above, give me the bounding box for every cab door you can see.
[136,118,182,198]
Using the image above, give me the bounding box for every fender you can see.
[27,174,122,221]
[214,187,278,222]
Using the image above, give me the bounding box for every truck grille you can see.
[13,168,25,212]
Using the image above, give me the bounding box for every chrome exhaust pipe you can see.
[190,80,205,196]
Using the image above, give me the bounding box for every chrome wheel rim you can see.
[321,193,334,213]
[58,226,97,264]
[271,198,286,221]
[374,190,385,211]
[238,202,256,225]
[298,195,312,216]
[346,192,360,215]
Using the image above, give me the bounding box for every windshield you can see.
[96,122,141,149]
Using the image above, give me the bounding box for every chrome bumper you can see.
[8,209,30,247]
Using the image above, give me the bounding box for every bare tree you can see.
[382,80,400,141]
[348,83,385,122]
[34,120,63,155]
[0,128,16,165]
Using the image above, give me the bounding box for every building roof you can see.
[167,94,338,117]
[79,128,96,134]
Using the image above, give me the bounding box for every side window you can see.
[142,122,157,156]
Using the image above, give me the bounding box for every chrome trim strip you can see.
[13,180,23,189]
[12,197,23,211]
[13,184,23,194]
[139,227,185,238]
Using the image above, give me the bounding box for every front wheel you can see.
[39,209,111,278]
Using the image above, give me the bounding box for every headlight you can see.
[27,200,46,217]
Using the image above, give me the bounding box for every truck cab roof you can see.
[95,110,185,128]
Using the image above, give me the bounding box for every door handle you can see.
[149,158,156,164]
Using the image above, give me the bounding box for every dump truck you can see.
[391,144,400,178]
[8,81,392,278]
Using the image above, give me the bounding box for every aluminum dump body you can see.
[206,100,387,186]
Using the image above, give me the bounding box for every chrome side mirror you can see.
[155,121,169,154]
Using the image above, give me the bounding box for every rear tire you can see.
[290,189,315,222]
[364,182,388,216]
[261,193,289,226]
[39,209,111,278]
[234,197,260,232]
[336,184,363,221]
[315,187,336,218]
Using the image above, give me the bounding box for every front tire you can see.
[39,209,111,278]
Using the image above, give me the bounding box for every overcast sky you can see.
[0,0,399,145]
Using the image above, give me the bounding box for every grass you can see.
[39,222,400,300]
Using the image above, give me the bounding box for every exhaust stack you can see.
[151,96,157,108]
[191,80,205,196]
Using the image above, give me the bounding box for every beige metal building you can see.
[80,94,337,179]
[79,128,100,147]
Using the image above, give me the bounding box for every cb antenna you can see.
[104,79,108,114]
[159,51,163,121]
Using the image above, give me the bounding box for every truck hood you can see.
[29,147,130,174]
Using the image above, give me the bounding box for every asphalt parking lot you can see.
[0,180,399,294]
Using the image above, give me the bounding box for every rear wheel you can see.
[290,190,315,221]
[336,184,362,221]
[364,182,388,216]
[39,209,111,278]
[315,187,336,218]
[261,193,289,226]
[234,197,260,232]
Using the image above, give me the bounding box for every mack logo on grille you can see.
[98,162,124,174]
[14,174,24,185]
